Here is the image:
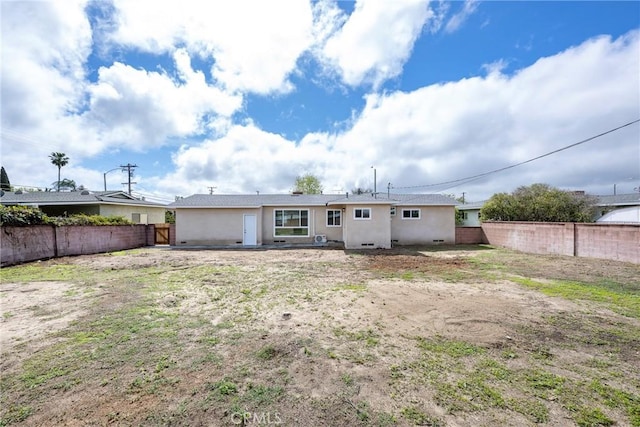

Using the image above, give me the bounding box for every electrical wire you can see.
[393,119,640,191]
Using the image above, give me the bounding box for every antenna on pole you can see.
[120,163,138,195]
[208,186,216,195]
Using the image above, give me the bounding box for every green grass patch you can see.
[510,277,640,319]
[416,336,485,358]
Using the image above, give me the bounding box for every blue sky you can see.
[1,0,639,203]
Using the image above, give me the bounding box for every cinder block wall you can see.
[55,226,148,257]
[455,227,486,244]
[481,222,639,264]
[575,223,639,264]
[1,226,56,265]
[1,225,150,266]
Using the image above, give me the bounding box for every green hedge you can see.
[0,205,133,226]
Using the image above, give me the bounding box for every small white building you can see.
[457,201,485,227]
[594,193,640,223]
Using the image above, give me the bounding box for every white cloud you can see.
[164,30,640,201]
[320,0,431,88]
[107,0,314,94]
[86,50,242,148]
[444,0,479,34]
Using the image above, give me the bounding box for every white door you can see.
[243,214,257,246]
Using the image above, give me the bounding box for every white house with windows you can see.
[169,193,458,249]
[457,201,486,226]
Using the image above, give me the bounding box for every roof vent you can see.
[15,190,23,194]
[81,190,90,195]
[292,191,303,195]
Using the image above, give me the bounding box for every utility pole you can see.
[120,163,138,195]
[208,186,216,195]
[461,192,466,203]
[371,166,377,198]
[387,182,392,198]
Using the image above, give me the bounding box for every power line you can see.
[394,119,640,191]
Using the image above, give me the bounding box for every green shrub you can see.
[0,206,133,226]
[49,214,132,226]
[0,205,50,226]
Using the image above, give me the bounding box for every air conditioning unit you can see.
[314,234,327,243]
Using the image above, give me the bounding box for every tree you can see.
[49,152,69,192]
[351,187,373,195]
[294,173,323,194]
[51,178,76,192]
[0,166,10,191]
[481,183,597,222]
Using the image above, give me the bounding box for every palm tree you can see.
[49,152,69,192]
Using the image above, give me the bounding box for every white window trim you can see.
[401,209,421,219]
[354,207,372,220]
[326,209,342,227]
[273,208,310,237]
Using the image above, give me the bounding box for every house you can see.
[594,193,640,223]
[168,193,458,249]
[0,190,167,224]
[456,201,486,226]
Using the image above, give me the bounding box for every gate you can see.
[155,223,170,245]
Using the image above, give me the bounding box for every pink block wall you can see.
[575,223,639,264]
[1,225,152,266]
[481,222,639,264]
[455,227,486,245]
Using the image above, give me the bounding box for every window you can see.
[354,208,371,220]
[327,209,341,227]
[274,209,309,236]
[390,206,396,216]
[463,212,468,220]
[402,209,420,219]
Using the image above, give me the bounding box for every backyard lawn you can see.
[1,246,638,426]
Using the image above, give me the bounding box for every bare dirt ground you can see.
[1,246,638,426]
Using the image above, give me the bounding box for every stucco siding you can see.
[99,205,166,224]
[343,205,391,249]
[176,208,261,245]
[260,206,343,244]
[391,206,455,244]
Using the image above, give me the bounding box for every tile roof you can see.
[169,193,458,208]
[0,190,166,207]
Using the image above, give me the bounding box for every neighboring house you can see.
[168,193,458,249]
[594,193,640,223]
[0,190,167,224]
[597,206,640,223]
[456,201,485,226]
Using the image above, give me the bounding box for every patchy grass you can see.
[1,247,638,426]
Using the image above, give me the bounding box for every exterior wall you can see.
[260,206,343,244]
[482,222,639,264]
[575,223,639,263]
[1,225,56,265]
[1,225,150,266]
[391,206,456,245]
[343,204,391,249]
[460,209,481,226]
[596,206,640,223]
[482,222,575,256]
[175,208,261,245]
[99,205,166,224]
[455,226,486,244]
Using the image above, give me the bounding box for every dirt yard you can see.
[1,246,638,426]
